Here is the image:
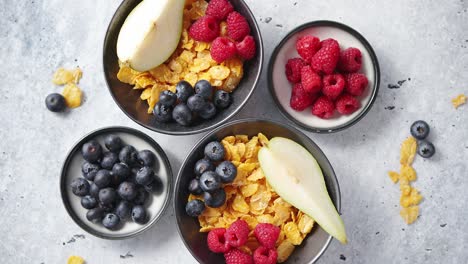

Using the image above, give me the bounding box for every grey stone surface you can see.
[1,0,467,263]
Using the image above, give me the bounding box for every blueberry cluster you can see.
[185,141,237,217]
[153,80,232,126]
[70,134,161,230]
[410,120,435,158]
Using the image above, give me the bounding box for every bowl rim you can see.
[173,117,341,264]
[59,126,173,240]
[102,0,264,136]
[267,20,381,133]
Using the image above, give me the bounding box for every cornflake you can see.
[451,94,466,109]
[67,256,84,264]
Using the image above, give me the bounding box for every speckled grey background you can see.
[1,0,467,263]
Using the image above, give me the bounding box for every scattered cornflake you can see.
[67,256,84,264]
[53,67,82,85]
[451,94,466,109]
[400,206,419,224]
[388,171,399,183]
[62,83,82,108]
[400,136,417,165]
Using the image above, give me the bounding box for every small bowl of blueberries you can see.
[60,126,172,239]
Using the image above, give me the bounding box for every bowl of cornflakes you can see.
[103,0,263,135]
[174,118,341,263]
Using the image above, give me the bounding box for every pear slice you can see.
[258,137,347,244]
[116,0,185,72]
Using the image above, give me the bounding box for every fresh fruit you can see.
[100,152,119,170]
[188,178,204,195]
[207,228,230,253]
[112,163,130,180]
[225,219,249,247]
[311,96,335,119]
[258,137,347,244]
[153,103,173,122]
[185,199,205,217]
[159,90,177,106]
[310,38,340,75]
[213,90,231,109]
[175,81,194,102]
[224,248,253,264]
[70,178,90,197]
[236,35,256,60]
[322,73,345,100]
[117,181,137,201]
[116,0,186,71]
[199,171,221,192]
[194,80,213,99]
[119,145,138,166]
[204,141,225,161]
[104,134,123,153]
[285,58,306,83]
[132,187,149,205]
[81,195,97,209]
[86,207,105,222]
[204,188,226,208]
[300,65,322,94]
[417,140,435,158]
[206,0,234,20]
[199,102,217,119]
[94,169,112,188]
[131,205,148,224]
[290,83,315,111]
[410,120,430,140]
[338,47,362,73]
[144,178,160,193]
[81,140,103,163]
[253,246,278,264]
[216,161,237,183]
[187,94,208,112]
[102,213,120,229]
[137,150,156,167]
[210,37,237,63]
[81,162,100,181]
[45,93,66,112]
[296,35,321,61]
[335,94,360,115]
[136,167,155,186]
[194,158,215,176]
[98,187,117,205]
[254,223,280,249]
[115,200,132,220]
[344,73,368,96]
[189,15,220,42]
[172,103,193,126]
[89,183,100,198]
[226,11,250,41]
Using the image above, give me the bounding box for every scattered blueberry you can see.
[100,152,119,170]
[81,162,100,181]
[187,94,208,113]
[203,188,226,208]
[81,195,98,209]
[136,167,155,186]
[194,158,215,176]
[104,134,123,153]
[159,90,177,106]
[172,103,193,126]
[94,169,112,188]
[188,178,204,195]
[131,205,148,224]
[137,150,156,167]
[418,140,435,158]
[153,102,173,123]
[117,181,137,201]
[89,183,100,198]
[112,163,130,179]
[45,93,66,112]
[132,188,148,205]
[185,199,205,217]
[102,213,120,229]
[216,161,237,183]
[86,207,105,222]
[176,81,194,102]
[199,102,217,120]
[115,200,132,220]
[213,90,231,109]
[204,141,225,161]
[119,145,138,166]
[98,187,117,205]
[194,80,213,99]
[81,140,102,163]
[410,120,430,140]
[199,171,221,192]
[70,178,90,197]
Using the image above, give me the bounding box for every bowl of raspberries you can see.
[268,20,380,133]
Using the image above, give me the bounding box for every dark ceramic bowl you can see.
[268,20,380,133]
[103,0,263,135]
[174,118,341,263]
[60,126,172,239]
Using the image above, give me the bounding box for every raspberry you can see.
[285,58,306,83]
[336,94,361,115]
[322,73,345,100]
[188,15,220,42]
[253,246,278,264]
[206,0,234,20]
[253,223,280,249]
[225,220,250,247]
[224,248,254,264]
[344,73,368,96]
[301,65,322,94]
[338,47,362,73]
[296,35,321,61]
[210,37,237,63]
[311,96,335,119]
[310,38,340,75]
[227,11,251,41]
[207,228,230,253]
[290,83,316,111]
[236,35,256,60]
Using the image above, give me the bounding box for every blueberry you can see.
[172,103,193,126]
[194,158,215,176]
[70,178,90,197]
[216,161,237,183]
[187,94,208,113]
[194,80,213,99]
[99,187,117,205]
[89,183,100,198]
[117,181,137,201]
[99,202,116,213]
[188,178,204,195]
[159,90,177,106]
[86,207,105,222]
[119,145,138,166]
[102,213,120,229]
[136,167,155,186]
[100,152,119,170]
[81,162,100,181]
[185,199,205,217]
[199,102,217,120]
[104,134,123,153]
[410,120,430,140]
[132,188,148,205]
[131,205,148,224]
[153,103,173,123]
[176,81,194,102]
[203,188,226,208]
[81,140,102,163]
[204,141,225,161]
[137,150,156,167]
[94,169,112,188]
[213,90,231,109]
[417,140,435,158]
[144,178,158,193]
[45,93,66,112]
[115,200,132,220]
[81,195,98,209]
[199,171,221,192]
[112,162,130,179]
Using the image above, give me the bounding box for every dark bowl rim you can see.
[173,117,341,264]
[102,0,264,136]
[59,126,173,240]
[267,20,381,133]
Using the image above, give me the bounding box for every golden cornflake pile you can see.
[388,136,423,225]
[117,0,244,114]
[451,94,466,109]
[188,134,315,263]
[52,67,83,108]
[67,256,84,264]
